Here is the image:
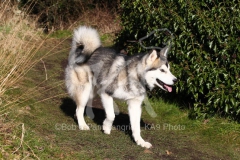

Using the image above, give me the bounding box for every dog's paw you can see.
[102,125,111,134]
[102,119,112,134]
[140,141,152,149]
[135,137,152,148]
[79,124,90,130]
[103,129,111,134]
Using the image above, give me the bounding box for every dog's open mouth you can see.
[156,79,173,92]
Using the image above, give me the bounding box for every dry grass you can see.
[0,1,67,104]
[0,2,47,159]
[0,1,41,98]
[42,0,121,35]
[0,1,73,158]
[77,3,121,34]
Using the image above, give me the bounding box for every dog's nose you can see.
[173,78,178,83]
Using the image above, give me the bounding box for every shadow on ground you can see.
[59,97,149,137]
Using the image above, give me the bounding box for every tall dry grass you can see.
[0,1,56,159]
[0,1,63,103]
[0,1,41,100]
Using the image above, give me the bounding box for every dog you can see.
[65,26,177,148]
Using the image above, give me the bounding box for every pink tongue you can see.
[164,84,172,92]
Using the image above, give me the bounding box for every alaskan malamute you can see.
[65,26,177,148]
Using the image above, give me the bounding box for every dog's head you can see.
[144,46,177,92]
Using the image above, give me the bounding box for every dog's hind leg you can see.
[86,87,95,119]
[128,96,152,148]
[74,83,92,130]
[101,93,115,134]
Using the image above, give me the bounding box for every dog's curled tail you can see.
[68,26,101,65]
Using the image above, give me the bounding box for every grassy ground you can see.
[1,34,239,159]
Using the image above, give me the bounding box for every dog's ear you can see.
[159,46,169,57]
[147,50,158,64]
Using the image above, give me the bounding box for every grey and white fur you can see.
[65,26,177,148]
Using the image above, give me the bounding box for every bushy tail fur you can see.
[68,26,101,66]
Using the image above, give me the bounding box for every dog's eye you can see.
[160,69,165,72]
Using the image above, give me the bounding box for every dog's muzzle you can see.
[156,79,177,92]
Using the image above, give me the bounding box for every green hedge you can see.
[116,0,240,120]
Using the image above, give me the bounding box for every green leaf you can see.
[225,105,229,113]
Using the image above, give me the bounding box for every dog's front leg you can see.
[101,93,115,134]
[128,96,152,148]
